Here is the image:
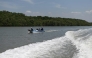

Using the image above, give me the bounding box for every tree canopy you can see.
[0,10,91,26]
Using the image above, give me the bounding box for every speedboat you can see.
[28,29,45,33]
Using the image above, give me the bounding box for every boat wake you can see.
[46,30,59,32]
[1,28,92,58]
[66,28,92,58]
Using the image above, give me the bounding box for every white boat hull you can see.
[28,30,45,33]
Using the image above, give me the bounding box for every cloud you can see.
[23,0,34,4]
[48,12,52,16]
[26,10,32,13]
[55,4,66,9]
[55,4,61,8]
[48,12,52,14]
[25,10,32,16]
[86,10,92,14]
[25,10,42,16]
[71,12,81,14]
[0,1,18,9]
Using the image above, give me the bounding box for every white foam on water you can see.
[66,28,92,58]
[46,30,58,32]
[1,28,92,58]
[0,36,75,58]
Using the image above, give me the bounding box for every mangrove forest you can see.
[0,10,92,26]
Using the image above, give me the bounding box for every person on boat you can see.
[41,28,44,31]
[31,27,33,31]
[36,28,38,31]
[28,29,30,31]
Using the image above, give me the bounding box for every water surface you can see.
[0,26,92,53]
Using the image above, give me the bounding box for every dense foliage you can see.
[0,10,91,26]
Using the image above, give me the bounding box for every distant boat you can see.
[28,28,45,33]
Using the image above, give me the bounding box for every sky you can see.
[0,0,92,22]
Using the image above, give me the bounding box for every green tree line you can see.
[0,10,92,26]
